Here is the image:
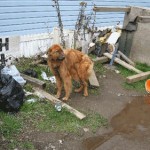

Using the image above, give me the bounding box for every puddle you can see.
[82,96,150,150]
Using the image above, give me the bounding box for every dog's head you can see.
[47,44,65,61]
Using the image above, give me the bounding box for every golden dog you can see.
[47,44,93,101]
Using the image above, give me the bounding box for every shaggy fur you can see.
[47,44,93,101]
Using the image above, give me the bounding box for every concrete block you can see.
[120,6,150,65]
[130,22,150,65]
[123,6,150,29]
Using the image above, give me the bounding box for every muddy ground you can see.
[1,67,150,150]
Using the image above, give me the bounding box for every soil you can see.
[1,68,150,150]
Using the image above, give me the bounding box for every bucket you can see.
[145,79,150,93]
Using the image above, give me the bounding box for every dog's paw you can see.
[55,94,60,99]
[83,93,88,97]
[74,86,83,93]
[74,88,82,93]
[62,97,68,101]
[74,89,80,93]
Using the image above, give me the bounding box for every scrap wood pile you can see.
[87,26,150,84]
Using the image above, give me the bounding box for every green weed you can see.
[8,140,35,150]
[0,112,22,138]
[94,61,105,75]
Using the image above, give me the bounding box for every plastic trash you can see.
[1,65,20,76]
[41,71,49,80]
[41,71,56,83]
[13,76,26,86]
[26,98,37,103]
[1,65,26,86]
[55,102,62,112]
[0,74,25,112]
[49,76,56,84]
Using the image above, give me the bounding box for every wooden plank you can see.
[103,53,143,74]
[34,88,86,120]
[93,6,130,12]
[126,71,150,83]
[92,56,109,64]
[89,69,100,87]
[118,51,135,66]
[21,73,46,89]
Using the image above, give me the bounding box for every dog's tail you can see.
[87,61,94,78]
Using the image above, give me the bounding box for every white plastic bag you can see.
[1,65,26,86]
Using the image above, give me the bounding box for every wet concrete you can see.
[82,96,150,150]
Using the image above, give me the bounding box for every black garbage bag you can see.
[23,69,38,78]
[0,74,25,112]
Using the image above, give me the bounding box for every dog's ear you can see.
[47,47,51,55]
[52,44,63,52]
[46,49,49,55]
[58,44,63,51]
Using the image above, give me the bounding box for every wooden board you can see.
[34,88,86,120]
[92,56,109,64]
[21,73,46,89]
[126,71,150,83]
[89,69,100,87]
[103,53,143,74]
[118,51,135,66]
[93,6,130,12]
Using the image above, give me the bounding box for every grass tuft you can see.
[0,112,22,138]
[94,61,105,75]
[8,140,35,150]
[0,101,107,139]
[20,101,108,133]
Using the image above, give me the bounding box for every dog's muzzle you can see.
[58,55,65,61]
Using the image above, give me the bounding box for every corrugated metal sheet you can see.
[0,0,150,36]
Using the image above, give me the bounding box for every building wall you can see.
[0,0,150,36]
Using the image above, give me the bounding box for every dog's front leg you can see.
[63,76,72,101]
[55,76,63,99]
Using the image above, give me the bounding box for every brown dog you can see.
[47,44,93,101]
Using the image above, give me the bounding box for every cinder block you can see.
[130,22,150,65]
[121,6,150,65]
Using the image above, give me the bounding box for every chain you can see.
[52,0,65,48]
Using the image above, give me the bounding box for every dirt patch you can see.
[82,96,150,150]
[1,69,149,150]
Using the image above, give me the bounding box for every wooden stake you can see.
[34,88,86,120]
[92,56,109,64]
[126,71,150,83]
[103,53,142,74]
[118,51,135,66]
